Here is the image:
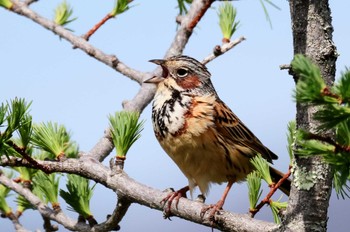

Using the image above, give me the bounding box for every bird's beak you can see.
[144,75,165,83]
[144,59,168,83]
[149,59,166,65]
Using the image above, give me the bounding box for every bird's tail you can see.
[269,166,291,196]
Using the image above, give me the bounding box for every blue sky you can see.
[1,1,350,231]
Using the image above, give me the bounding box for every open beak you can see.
[144,75,165,83]
[149,59,166,65]
[144,59,168,83]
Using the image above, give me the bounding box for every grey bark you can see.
[282,0,338,231]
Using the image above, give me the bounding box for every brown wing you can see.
[213,99,278,163]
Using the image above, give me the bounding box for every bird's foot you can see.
[161,186,189,219]
[200,199,224,223]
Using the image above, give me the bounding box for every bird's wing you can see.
[213,99,278,162]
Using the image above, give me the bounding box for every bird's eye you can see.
[176,68,188,78]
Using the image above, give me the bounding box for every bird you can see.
[145,55,290,221]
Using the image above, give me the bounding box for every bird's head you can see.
[145,55,214,93]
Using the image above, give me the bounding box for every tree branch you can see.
[92,195,131,231]
[165,0,215,57]
[23,0,38,6]
[10,0,145,84]
[0,172,92,231]
[82,13,114,42]
[202,36,246,65]
[1,155,277,232]
[5,211,29,232]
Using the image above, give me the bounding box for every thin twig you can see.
[5,211,29,232]
[6,141,52,174]
[93,195,131,231]
[321,86,343,104]
[23,0,38,6]
[10,0,145,84]
[165,0,215,57]
[307,132,350,153]
[202,36,246,65]
[279,64,291,70]
[83,14,114,41]
[42,215,59,232]
[250,167,292,218]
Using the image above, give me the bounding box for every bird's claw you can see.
[160,186,189,219]
[200,202,223,224]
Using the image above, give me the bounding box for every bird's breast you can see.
[152,82,217,140]
[152,84,192,138]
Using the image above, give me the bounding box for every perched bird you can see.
[145,55,290,220]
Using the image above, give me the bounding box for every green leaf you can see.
[333,68,350,104]
[247,171,262,210]
[0,98,31,158]
[59,174,95,218]
[65,141,79,159]
[17,114,33,149]
[250,154,272,185]
[54,1,77,28]
[110,0,133,17]
[108,111,144,158]
[0,0,13,9]
[0,103,7,126]
[286,121,296,163]
[292,55,329,104]
[0,171,13,215]
[270,200,287,224]
[16,194,35,215]
[3,98,32,141]
[295,130,335,157]
[13,166,37,183]
[177,0,192,15]
[32,172,60,206]
[31,122,73,159]
[333,170,350,199]
[314,104,350,131]
[336,119,350,147]
[259,0,280,28]
[218,2,239,41]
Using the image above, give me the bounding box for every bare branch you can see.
[202,36,246,65]
[92,195,131,231]
[279,64,291,70]
[10,0,145,84]
[23,0,38,6]
[5,211,29,232]
[82,13,114,42]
